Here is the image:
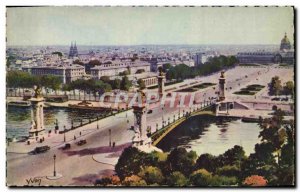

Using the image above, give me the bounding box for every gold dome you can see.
[281,33,290,44]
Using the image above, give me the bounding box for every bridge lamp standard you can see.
[63,125,66,142]
[53,154,56,177]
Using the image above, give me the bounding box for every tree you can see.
[283,81,294,98]
[189,169,212,186]
[115,147,160,180]
[216,165,240,177]
[195,153,217,173]
[166,171,188,186]
[51,51,63,57]
[115,147,147,180]
[209,175,237,186]
[112,79,121,90]
[122,175,146,186]
[243,175,268,186]
[268,76,282,96]
[138,166,165,185]
[88,59,101,66]
[166,148,197,176]
[120,76,131,91]
[162,63,172,72]
[219,145,245,166]
[100,76,110,83]
[137,79,146,90]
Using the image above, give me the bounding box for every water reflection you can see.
[157,115,261,156]
[6,106,106,138]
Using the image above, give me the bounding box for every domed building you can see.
[237,32,294,65]
[280,33,292,50]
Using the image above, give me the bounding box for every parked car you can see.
[147,110,153,114]
[281,97,289,101]
[31,145,50,154]
[271,97,280,101]
[62,143,71,150]
[77,140,87,146]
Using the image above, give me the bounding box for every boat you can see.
[7,101,31,107]
[68,100,104,111]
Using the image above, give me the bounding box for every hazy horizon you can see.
[6,6,294,46]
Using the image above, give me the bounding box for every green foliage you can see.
[111,79,121,90]
[115,147,161,180]
[100,76,110,83]
[51,51,63,57]
[120,75,132,91]
[216,165,240,177]
[165,55,237,81]
[209,175,238,186]
[6,70,62,91]
[40,75,62,91]
[119,70,130,76]
[268,76,282,96]
[68,79,112,95]
[138,166,165,185]
[137,79,146,90]
[162,63,172,72]
[122,175,146,186]
[219,145,245,166]
[282,81,294,98]
[195,153,218,173]
[189,169,212,186]
[166,148,197,176]
[166,171,189,186]
[73,59,84,65]
[135,69,145,74]
[88,59,101,66]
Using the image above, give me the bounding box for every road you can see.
[6,65,294,186]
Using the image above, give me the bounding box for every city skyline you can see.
[6,6,294,46]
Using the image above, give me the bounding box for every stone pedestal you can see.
[132,105,148,146]
[28,97,45,143]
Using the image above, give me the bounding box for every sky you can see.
[6,6,294,46]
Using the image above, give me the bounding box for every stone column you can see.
[158,71,166,99]
[218,71,226,101]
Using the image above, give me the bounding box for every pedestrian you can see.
[80,131,81,136]
[74,135,76,140]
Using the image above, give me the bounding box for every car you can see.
[62,143,71,150]
[271,97,280,101]
[77,139,87,146]
[281,98,288,101]
[31,145,50,154]
[147,110,153,114]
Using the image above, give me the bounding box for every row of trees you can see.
[62,75,133,96]
[268,76,294,98]
[7,70,62,93]
[7,70,135,96]
[165,55,238,81]
[95,109,294,187]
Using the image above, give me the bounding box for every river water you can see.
[157,115,261,156]
[6,106,104,139]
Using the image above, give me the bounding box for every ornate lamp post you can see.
[109,129,111,147]
[63,125,66,142]
[53,154,56,177]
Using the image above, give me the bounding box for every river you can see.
[156,115,261,156]
[6,106,105,139]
